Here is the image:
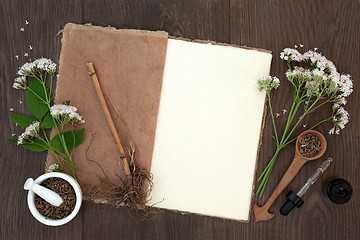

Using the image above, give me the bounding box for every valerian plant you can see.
[9,58,85,180]
[256,47,353,197]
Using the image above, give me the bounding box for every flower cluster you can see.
[261,46,353,135]
[50,104,85,125]
[17,121,40,145]
[17,58,57,76]
[13,76,27,89]
[280,48,303,62]
[47,163,60,173]
[257,75,280,92]
[329,103,350,135]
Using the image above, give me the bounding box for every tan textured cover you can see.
[46,23,168,195]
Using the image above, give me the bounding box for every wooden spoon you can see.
[253,130,327,223]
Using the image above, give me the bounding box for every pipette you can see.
[280,157,333,216]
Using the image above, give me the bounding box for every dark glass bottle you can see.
[327,178,352,204]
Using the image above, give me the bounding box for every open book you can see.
[47,23,272,222]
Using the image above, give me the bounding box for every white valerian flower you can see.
[271,77,280,89]
[24,53,29,57]
[47,163,60,173]
[13,76,27,89]
[299,44,304,48]
[17,121,40,145]
[280,48,303,62]
[25,20,29,25]
[282,109,287,114]
[17,58,57,76]
[20,28,24,32]
[338,74,353,98]
[15,55,19,60]
[276,113,280,118]
[50,104,85,125]
[257,75,280,92]
[33,58,57,73]
[329,104,349,135]
[9,108,14,112]
[286,66,312,79]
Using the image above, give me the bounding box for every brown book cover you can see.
[46,23,168,196]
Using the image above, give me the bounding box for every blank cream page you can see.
[148,39,272,221]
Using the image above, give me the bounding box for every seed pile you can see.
[298,133,321,158]
[35,177,76,219]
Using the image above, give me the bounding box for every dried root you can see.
[86,143,160,219]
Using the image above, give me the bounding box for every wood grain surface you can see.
[1,0,359,239]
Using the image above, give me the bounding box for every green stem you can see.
[37,137,64,170]
[40,81,77,180]
[257,147,281,181]
[267,92,279,146]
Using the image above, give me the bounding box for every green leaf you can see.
[63,100,70,106]
[9,114,36,128]
[26,78,50,120]
[21,139,49,152]
[9,138,48,151]
[42,112,56,129]
[50,128,85,152]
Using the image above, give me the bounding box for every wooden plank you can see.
[0,1,83,239]
[83,0,230,42]
[1,0,359,239]
[230,0,360,239]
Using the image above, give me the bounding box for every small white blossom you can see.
[9,108,14,112]
[17,58,57,76]
[15,55,19,60]
[314,48,318,51]
[294,45,298,49]
[20,28,24,32]
[19,100,22,104]
[329,104,349,134]
[338,74,353,98]
[280,48,302,62]
[282,109,287,114]
[47,163,60,173]
[13,76,27,89]
[11,133,16,137]
[300,44,304,48]
[303,124,307,128]
[271,77,280,89]
[17,121,40,145]
[51,104,85,125]
[286,66,312,79]
[258,75,280,92]
[29,45,33,50]
[276,113,280,118]
[25,20,29,25]
[24,53,28,57]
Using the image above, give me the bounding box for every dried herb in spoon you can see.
[298,133,321,158]
[35,177,76,219]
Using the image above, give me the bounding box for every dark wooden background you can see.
[1,0,359,239]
